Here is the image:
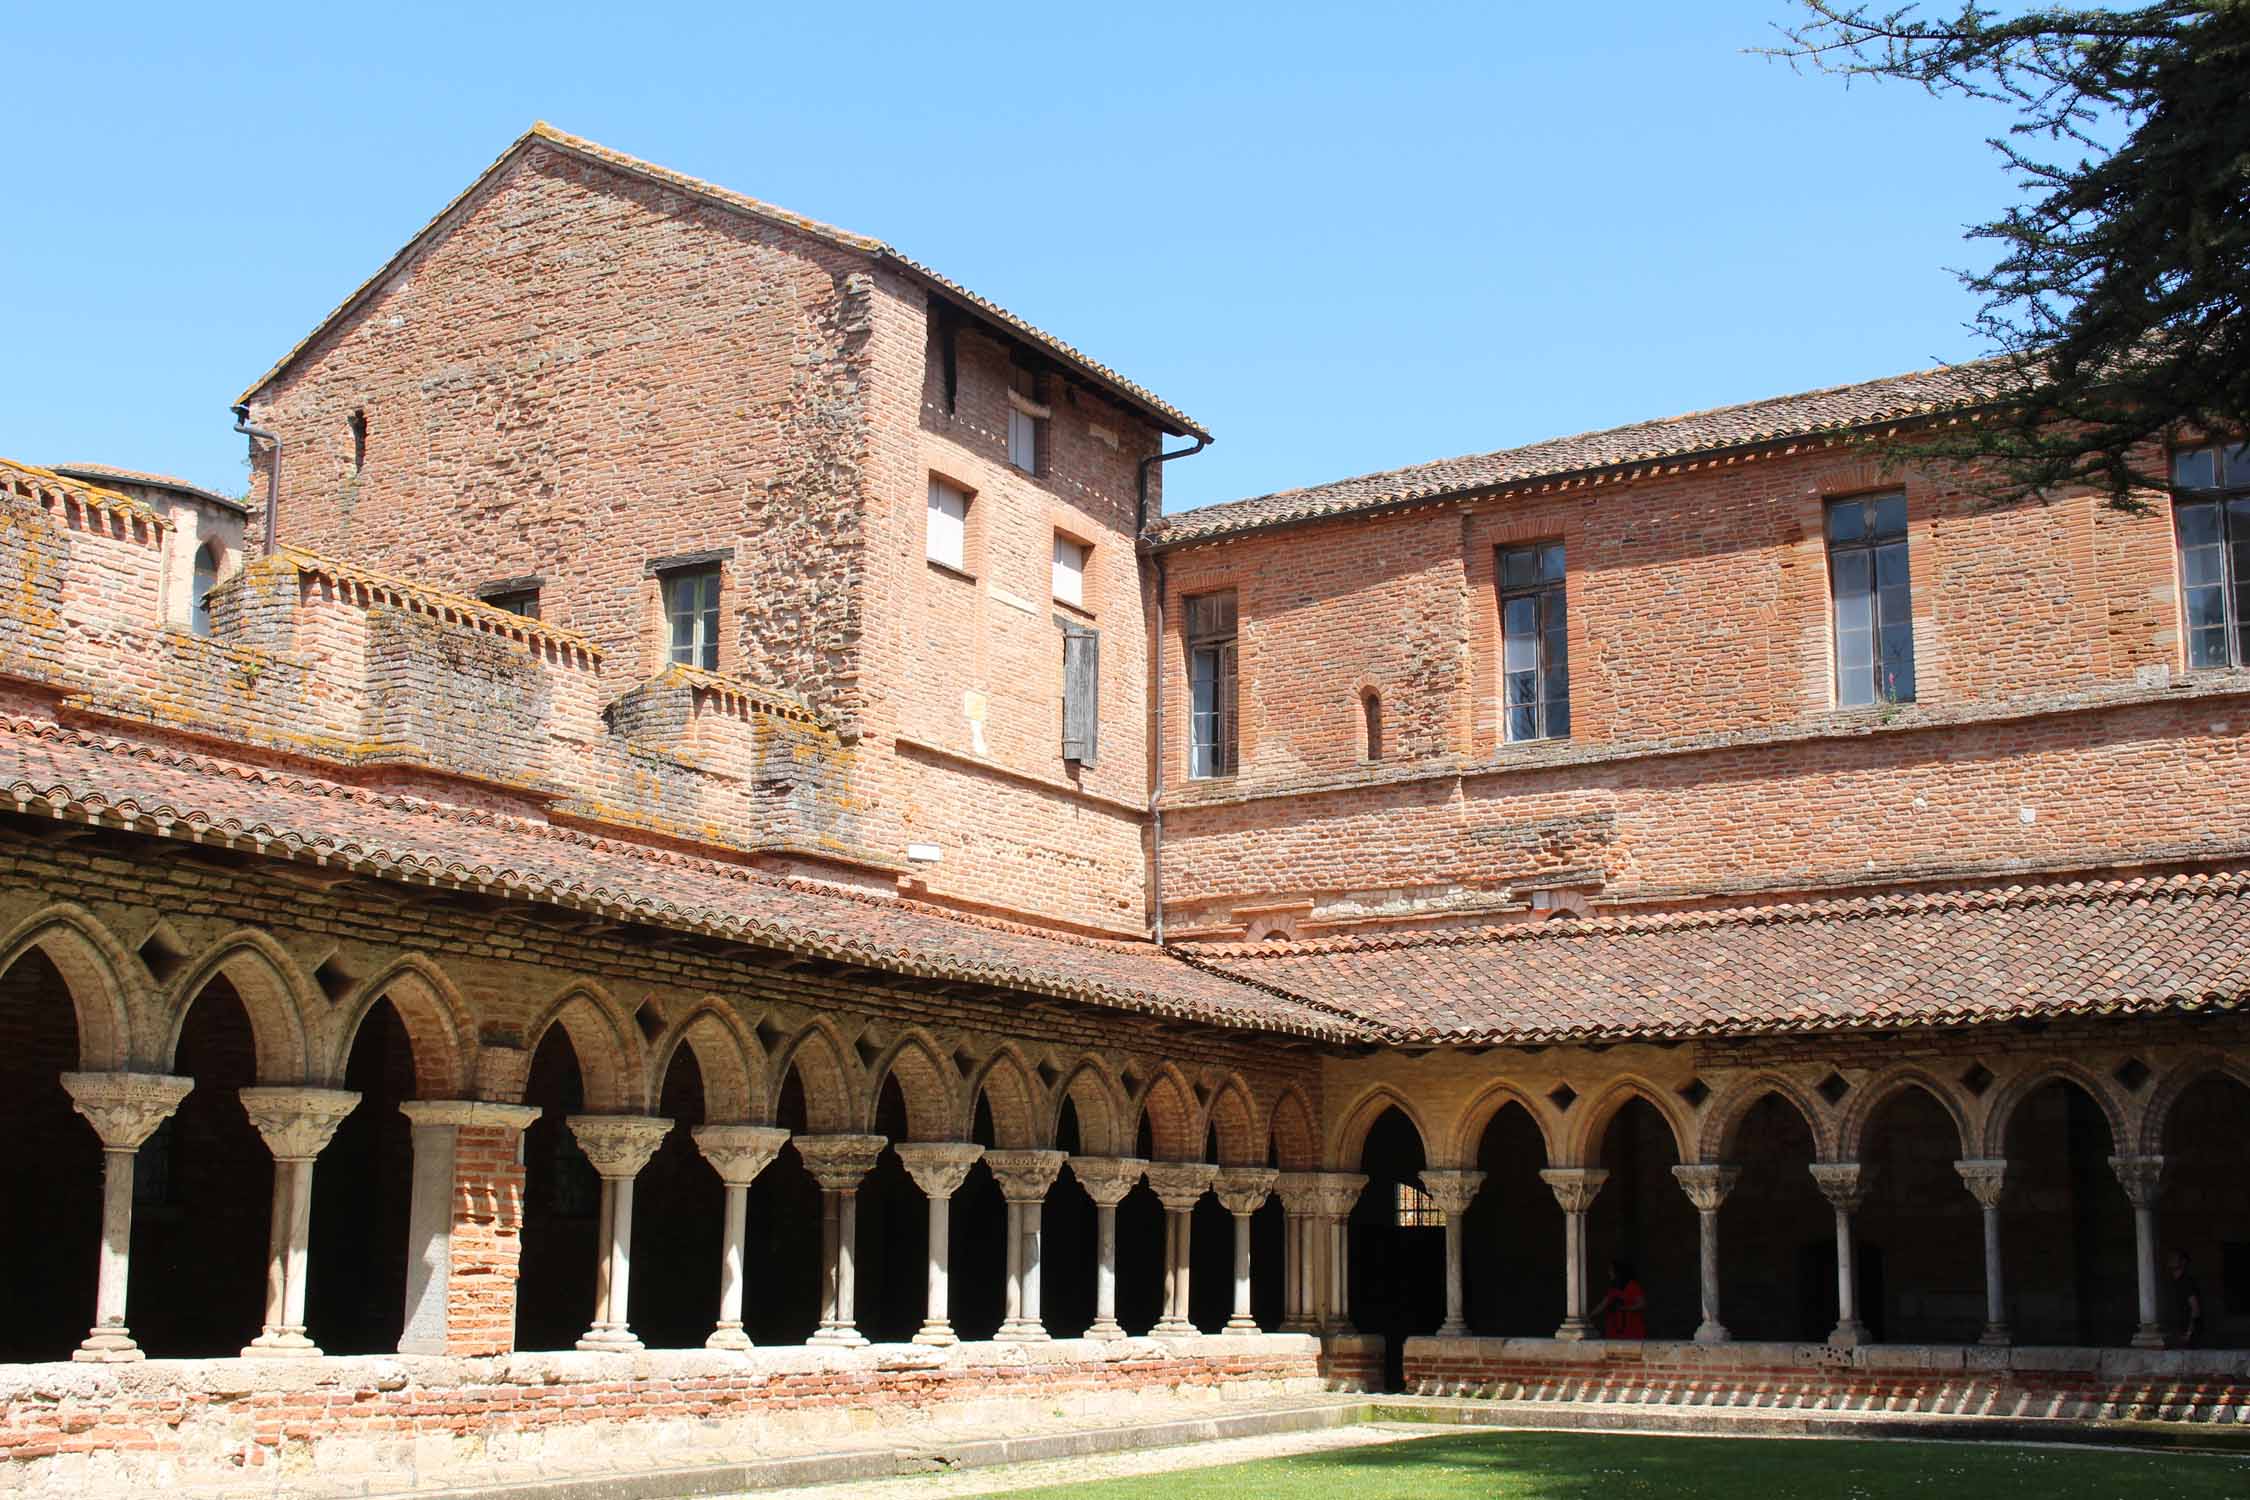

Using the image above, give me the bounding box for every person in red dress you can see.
[1592,1259,1646,1339]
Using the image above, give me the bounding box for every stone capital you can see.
[1955,1157,2008,1209]
[60,1072,193,1150]
[400,1099,542,1134]
[983,1148,1069,1203]
[565,1115,672,1179]
[2108,1153,2167,1208]
[692,1124,792,1186]
[1672,1164,1742,1213]
[894,1141,984,1198]
[794,1132,888,1191]
[1417,1167,1486,1217]
[1213,1165,1279,1215]
[1309,1171,1368,1218]
[1271,1169,1325,1215]
[1809,1162,1870,1212]
[1067,1155,1148,1206]
[1144,1160,1220,1212]
[240,1086,361,1162]
[1540,1166,1609,1214]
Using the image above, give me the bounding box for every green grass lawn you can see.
[1005,1430,2250,1498]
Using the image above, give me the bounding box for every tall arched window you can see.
[190,542,221,637]
[1361,688,1384,762]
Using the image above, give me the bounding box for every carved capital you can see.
[794,1133,888,1191]
[1418,1168,1486,1217]
[1067,1155,1148,1207]
[1540,1166,1609,1214]
[693,1124,792,1187]
[61,1072,192,1151]
[1672,1164,1742,1213]
[1144,1160,1220,1212]
[1955,1157,2009,1209]
[400,1100,542,1134]
[1309,1171,1369,1218]
[1213,1165,1279,1215]
[240,1087,361,1162]
[1271,1169,1325,1215]
[983,1148,1069,1203]
[1809,1162,1870,1212]
[2109,1153,2168,1209]
[894,1141,984,1199]
[565,1115,672,1179]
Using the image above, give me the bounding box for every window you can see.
[347,408,367,475]
[1062,622,1099,765]
[1499,542,1569,741]
[1008,366,1046,475]
[927,476,970,571]
[1053,534,1089,608]
[189,541,221,637]
[1395,1182,1446,1228]
[1826,492,1914,706]
[1187,592,1238,778]
[485,589,540,620]
[1362,689,1383,761]
[2174,443,2250,670]
[663,567,721,670]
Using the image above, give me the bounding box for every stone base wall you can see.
[0,1336,1323,1497]
[1317,1333,1386,1393]
[1403,1336,2250,1423]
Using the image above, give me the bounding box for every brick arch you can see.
[1050,1055,1125,1156]
[1837,1065,1974,1161]
[654,1006,761,1124]
[969,1046,1042,1148]
[1331,1084,1433,1172]
[1567,1077,1694,1167]
[1137,1065,1201,1161]
[2138,1051,2250,1156]
[0,903,137,1071]
[332,955,474,1100]
[1980,1059,2131,1158]
[1268,1085,1319,1170]
[1449,1079,1558,1170]
[773,1019,856,1133]
[524,984,641,1114]
[1698,1073,1837,1164]
[868,1030,960,1141]
[1207,1076,1259,1165]
[159,930,314,1083]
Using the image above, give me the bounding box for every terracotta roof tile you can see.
[47,463,247,513]
[0,458,169,530]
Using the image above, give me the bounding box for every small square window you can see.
[928,477,970,571]
[485,589,540,620]
[1053,535,1089,608]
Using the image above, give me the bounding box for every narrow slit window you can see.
[1362,689,1383,761]
[927,477,969,571]
[1499,542,1569,742]
[2174,443,2250,671]
[189,541,221,637]
[1187,591,1238,778]
[347,409,367,474]
[663,566,721,671]
[1827,493,1915,706]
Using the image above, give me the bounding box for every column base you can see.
[1826,1320,1871,1350]
[1978,1324,2012,1347]
[1434,1318,1467,1338]
[73,1327,144,1363]
[575,1325,644,1353]
[1694,1322,1732,1344]
[1151,1316,1200,1340]
[705,1324,752,1351]
[995,1320,1052,1342]
[242,1327,321,1358]
[1553,1317,1595,1342]
[1223,1315,1262,1334]
[1084,1319,1125,1341]
[809,1324,868,1348]
[1279,1317,1316,1334]
[2130,1326,2169,1350]
[912,1322,959,1347]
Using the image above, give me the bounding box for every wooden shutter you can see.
[1062,623,1099,765]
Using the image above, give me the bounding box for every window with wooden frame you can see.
[2174,443,2250,671]
[1186,591,1238,779]
[1499,541,1569,742]
[1008,365,1047,475]
[1052,533,1090,609]
[927,476,971,572]
[662,566,721,671]
[1826,492,1914,706]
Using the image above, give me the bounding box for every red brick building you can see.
[1,126,2245,1492]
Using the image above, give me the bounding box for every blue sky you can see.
[0,2,2024,510]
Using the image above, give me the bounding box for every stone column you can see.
[1311,1172,1367,1333]
[795,1134,887,1347]
[1213,1166,1279,1334]
[1272,1172,1323,1332]
[398,1099,542,1356]
[692,1124,792,1350]
[1809,1162,1872,1348]
[1067,1156,1147,1340]
[59,1072,194,1362]
[1955,1158,2011,1346]
[1145,1162,1219,1337]
[1672,1165,1741,1344]
[566,1115,672,1352]
[1418,1168,1487,1338]
[1539,1167,1608,1340]
[894,1141,984,1346]
[2110,1154,2169,1349]
[238,1086,362,1357]
[986,1149,1069,1341]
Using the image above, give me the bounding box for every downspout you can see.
[1138,434,1209,945]
[232,404,282,555]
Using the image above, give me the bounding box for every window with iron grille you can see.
[1499,542,1569,742]
[1395,1181,1446,1228]
[1827,492,1914,706]
[2174,443,2250,671]
[663,566,721,671]
[1187,592,1238,778]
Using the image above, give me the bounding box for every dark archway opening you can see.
[861,1078,927,1344]
[515,1027,597,1351]
[308,998,415,1354]
[1046,1099,1094,1337]
[1585,1097,1695,1341]
[951,1092,1007,1341]
[2005,1079,2134,1345]
[1718,1093,1832,1342]
[2163,1075,2250,1348]
[1857,1086,1977,1342]
[631,1046,721,1349]
[744,1070,823,1345]
[1351,1107,1439,1390]
[1117,1107,1165,1335]
[1190,1123,1229,1331]
[1463,1102,1559,1337]
[0,950,100,1361]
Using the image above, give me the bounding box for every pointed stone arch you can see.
[773,1019,856,1133]
[1450,1079,1558,1169]
[1698,1073,1837,1164]
[159,930,313,1083]
[653,1005,762,1124]
[969,1046,1042,1148]
[1980,1059,2129,1158]
[523,983,641,1113]
[1051,1055,1125,1157]
[1837,1065,1974,1161]
[1206,1076,1259,1165]
[1567,1077,1694,1167]
[2141,1050,2250,1156]
[0,903,136,1071]
[1268,1085,1319,1170]
[1331,1084,1433,1171]
[332,954,474,1100]
[1136,1064,1201,1161]
[868,1029,960,1141]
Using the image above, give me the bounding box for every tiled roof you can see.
[0,458,168,529]
[1151,360,2001,546]
[47,463,247,513]
[1181,873,2250,1044]
[0,714,1352,1040]
[239,124,1207,440]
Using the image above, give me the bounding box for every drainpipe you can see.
[232,404,282,555]
[1138,434,1208,945]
